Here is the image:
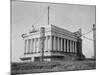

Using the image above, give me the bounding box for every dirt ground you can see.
[11,59,96,74]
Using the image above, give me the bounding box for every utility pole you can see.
[40,27,45,62]
[93,24,96,59]
[48,6,50,25]
[40,6,49,61]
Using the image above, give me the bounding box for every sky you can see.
[11,1,96,62]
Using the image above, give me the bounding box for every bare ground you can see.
[11,59,96,74]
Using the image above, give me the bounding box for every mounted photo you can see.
[11,0,96,74]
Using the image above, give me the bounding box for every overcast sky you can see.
[11,1,96,62]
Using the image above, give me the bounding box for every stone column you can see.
[69,40,70,52]
[32,39,34,53]
[50,36,52,51]
[72,41,74,53]
[71,41,72,53]
[72,41,73,53]
[33,38,36,52]
[24,40,27,54]
[34,39,36,52]
[28,39,30,53]
[74,41,76,53]
[58,37,60,51]
[52,36,54,51]
[70,40,72,53]
[26,40,28,54]
[35,38,37,52]
[48,36,50,51]
[30,39,32,53]
[45,36,47,51]
[73,41,75,53]
[55,37,57,51]
[75,41,77,53]
[56,37,58,51]
[62,38,64,52]
[54,36,56,51]
[59,38,61,51]
[67,40,69,52]
[64,39,66,52]
[71,41,73,53]
[46,36,48,51]
[65,40,66,52]
[63,39,65,52]
[61,38,63,51]
[65,39,67,52]
[37,38,40,52]
[30,39,33,53]
[26,39,29,54]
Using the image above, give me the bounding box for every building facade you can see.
[20,25,85,62]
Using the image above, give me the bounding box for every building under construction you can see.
[20,24,85,62]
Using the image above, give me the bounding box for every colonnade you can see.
[24,35,77,54]
[51,36,77,53]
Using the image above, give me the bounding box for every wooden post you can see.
[40,27,45,62]
[93,24,96,59]
[48,6,50,25]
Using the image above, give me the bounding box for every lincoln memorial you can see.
[20,25,85,62]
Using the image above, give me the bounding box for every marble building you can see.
[20,25,85,62]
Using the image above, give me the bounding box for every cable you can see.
[28,7,47,26]
[82,35,94,41]
[32,8,47,26]
[80,28,93,41]
[82,30,92,36]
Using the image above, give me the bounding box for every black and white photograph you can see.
[11,0,96,74]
